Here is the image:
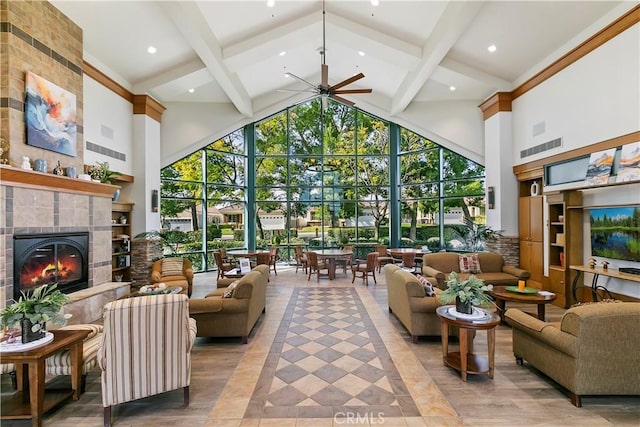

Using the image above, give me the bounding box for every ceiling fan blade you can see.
[333,88,372,94]
[330,94,355,107]
[285,72,318,90]
[321,64,329,88]
[277,88,317,93]
[330,73,365,92]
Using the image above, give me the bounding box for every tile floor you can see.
[1,264,639,426]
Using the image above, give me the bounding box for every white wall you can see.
[512,24,640,165]
[83,76,134,175]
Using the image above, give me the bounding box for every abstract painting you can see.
[585,148,616,185]
[616,141,640,183]
[25,71,77,157]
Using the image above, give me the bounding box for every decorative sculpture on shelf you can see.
[588,258,597,269]
[21,156,32,170]
[53,160,64,175]
[601,261,609,270]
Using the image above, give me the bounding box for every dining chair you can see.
[402,251,417,270]
[352,252,378,286]
[255,252,272,282]
[338,245,354,273]
[375,245,396,272]
[294,246,308,274]
[214,250,235,279]
[306,251,330,282]
[268,245,279,276]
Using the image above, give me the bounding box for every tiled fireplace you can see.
[0,167,115,309]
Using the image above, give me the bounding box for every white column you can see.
[484,111,518,236]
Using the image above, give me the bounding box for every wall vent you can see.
[86,141,126,161]
[520,137,562,159]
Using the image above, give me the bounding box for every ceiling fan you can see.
[279,0,372,107]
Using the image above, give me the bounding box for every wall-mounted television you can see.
[589,206,640,262]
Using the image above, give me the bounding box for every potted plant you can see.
[0,284,71,343]
[437,272,494,314]
[86,161,122,184]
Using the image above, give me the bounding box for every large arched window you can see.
[161,98,485,271]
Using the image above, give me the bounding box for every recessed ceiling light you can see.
[267,0,275,7]
[147,46,157,54]
[188,88,195,93]
[358,51,365,57]
[449,86,456,91]
[371,0,379,6]
[279,51,286,56]
[284,73,290,78]
[487,44,497,53]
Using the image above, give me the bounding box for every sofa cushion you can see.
[459,254,482,274]
[223,281,240,298]
[416,274,436,296]
[162,257,184,276]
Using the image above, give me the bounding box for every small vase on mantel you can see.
[455,297,473,315]
[21,319,46,344]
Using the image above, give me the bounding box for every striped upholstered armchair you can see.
[99,294,197,427]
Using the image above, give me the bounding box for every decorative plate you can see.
[505,286,539,294]
[447,306,489,320]
[0,332,54,353]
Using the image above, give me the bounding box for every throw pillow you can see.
[416,274,436,297]
[223,281,240,298]
[162,258,184,276]
[459,254,482,274]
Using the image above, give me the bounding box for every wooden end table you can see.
[1,329,90,427]
[488,286,557,322]
[436,305,500,381]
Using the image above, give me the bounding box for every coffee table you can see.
[436,305,500,381]
[1,329,90,427]
[489,286,556,322]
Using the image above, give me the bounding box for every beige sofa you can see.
[385,264,453,343]
[188,265,268,343]
[421,252,530,289]
[505,302,640,407]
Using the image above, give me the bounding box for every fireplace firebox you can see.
[13,232,89,300]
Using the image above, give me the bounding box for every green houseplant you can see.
[87,161,122,184]
[437,272,494,314]
[0,284,71,343]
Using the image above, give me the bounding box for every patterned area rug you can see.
[245,287,420,419]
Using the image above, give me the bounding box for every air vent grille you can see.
[86,141,126,161]
[520,137,562,158]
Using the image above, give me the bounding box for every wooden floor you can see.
[1,264,639,426]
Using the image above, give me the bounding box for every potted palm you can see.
[0,284,71,343]
[437,272,494,314]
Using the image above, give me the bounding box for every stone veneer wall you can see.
[485,235,520,266]
[1,0,84,171]
[0,184,113,309]
[130,238,163,290]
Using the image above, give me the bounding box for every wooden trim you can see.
[0,165,118,198]
[83,61,133,103]
[511,5,640,100]
[478,92,512,120]
[133,95,166,123]
[513,131,640,175]
[515,167,543,182]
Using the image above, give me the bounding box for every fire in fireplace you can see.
[13,232,89,300]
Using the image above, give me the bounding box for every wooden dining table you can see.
[312,249,353,280]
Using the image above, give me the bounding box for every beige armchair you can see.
[99,294,197,426]
[506,302,640,406]
[151,257,194,296]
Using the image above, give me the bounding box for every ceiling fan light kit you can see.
[278,0,372,107]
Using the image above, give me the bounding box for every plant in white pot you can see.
[437,272,494,314]
[0,284,71,343]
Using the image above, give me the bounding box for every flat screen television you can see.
[589,206,640,262]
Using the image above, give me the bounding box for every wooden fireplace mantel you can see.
[0,165,119,198]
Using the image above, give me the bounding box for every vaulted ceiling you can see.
[52,1,624,119]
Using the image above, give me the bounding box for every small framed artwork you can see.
[239,258,251,273]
